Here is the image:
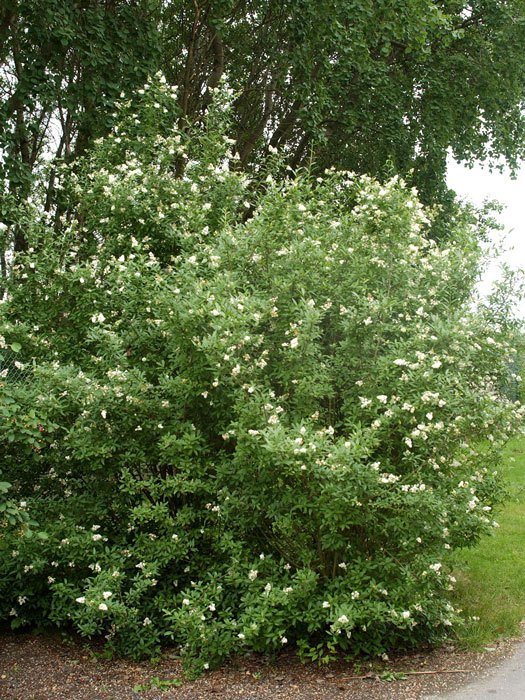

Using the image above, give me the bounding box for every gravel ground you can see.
[0,632,521,700]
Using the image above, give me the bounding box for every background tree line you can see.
[1,0,525,256]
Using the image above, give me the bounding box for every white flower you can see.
[143,617,152,626]
[289,337,299,349]
[182,598,190,605]
[102,591,112,599]
[248,569,258,580]
[268,415,279,425]
[101,410,107,419]
[98,603,108,611]
[377,395,388,404]
[322,601,330,608]
[75,596,86,604]
[351,591,360,600]
[231,364,241,376]
[380,473,400,484]
[432,360,442,369]
[238,632,245,640]
[359,396,372,408]
[393,359,408,366]
[401,610,411,619]
[280,636,288,644]
[92,534,103,541]
[208,603,216,612]
[338,615,349,624]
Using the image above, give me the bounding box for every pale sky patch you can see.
[447,158,525,318]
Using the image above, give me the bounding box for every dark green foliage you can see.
[2,1,525,253]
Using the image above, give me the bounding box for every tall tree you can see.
[159,0,525,203]
[0,0,160,252]
[2,0,525,253]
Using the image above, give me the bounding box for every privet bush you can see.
[0,78,523,672]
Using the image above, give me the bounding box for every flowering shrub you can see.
[0,78,523,672]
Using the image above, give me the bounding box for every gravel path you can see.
[0,632,522,700]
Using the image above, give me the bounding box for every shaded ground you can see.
[0,632,522,700]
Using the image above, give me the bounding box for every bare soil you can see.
[0,631,520,700]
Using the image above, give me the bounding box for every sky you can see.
[447,158,525,318]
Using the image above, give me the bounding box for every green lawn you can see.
[452,437,525,647]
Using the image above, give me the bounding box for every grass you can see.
[452,436,525,647]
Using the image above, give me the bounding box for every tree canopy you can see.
[2,0,525,249]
